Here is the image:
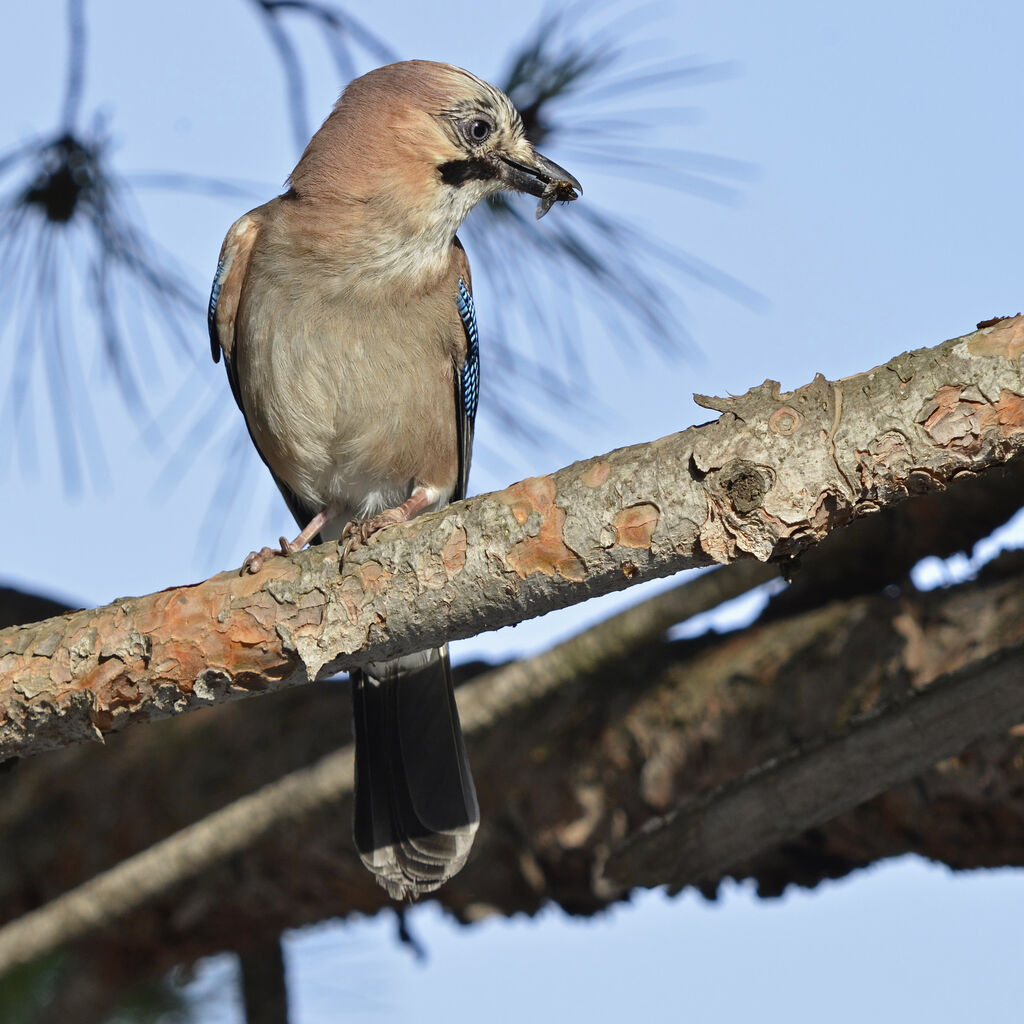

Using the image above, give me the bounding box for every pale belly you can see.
[236,291,459,520]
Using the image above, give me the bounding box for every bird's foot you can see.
[339,488,434,561]
[240,541,290,576]
[240,509,332,576]
[339,509,405,559]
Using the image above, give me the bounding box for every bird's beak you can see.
[496,148,582,219]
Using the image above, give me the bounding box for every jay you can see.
[209,60,580,899]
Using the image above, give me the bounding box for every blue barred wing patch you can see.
[208,259,225,330]
[207,257,226,359]
[456,279,480,424]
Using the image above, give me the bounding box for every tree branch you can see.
[0,547,1021,980]
[2,317,1023,760]
[602,640,1024,889]
[239,935,290,1024]
[0,558,772,975]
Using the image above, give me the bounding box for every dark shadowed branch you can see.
[604,640,1024,889]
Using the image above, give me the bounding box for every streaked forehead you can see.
[347,60,520,125]
[439,65,517,117]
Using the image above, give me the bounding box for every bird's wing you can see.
[209,212,259,375]
[209,210,317,530]
[452,237,479,503]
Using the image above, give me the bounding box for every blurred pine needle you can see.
[0,0,201,490]
[0,0,759,561]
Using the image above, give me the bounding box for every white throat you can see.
[350,179,493,287]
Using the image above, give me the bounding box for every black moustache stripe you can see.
[438,158,497,187]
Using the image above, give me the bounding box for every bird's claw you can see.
[240,540,292,576]
[339,510,402,561]
[339,521,371,561]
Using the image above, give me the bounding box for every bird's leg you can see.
[280,509,332,555]
[241,508,332,575]
[340,486,434,559]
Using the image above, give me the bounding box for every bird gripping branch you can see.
[209,60,580,899]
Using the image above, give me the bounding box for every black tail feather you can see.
[352,645,479,899]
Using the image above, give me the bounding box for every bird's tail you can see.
[352,645,479,900]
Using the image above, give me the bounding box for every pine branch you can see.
[1,317,1023,762]
[603,640,1024,889]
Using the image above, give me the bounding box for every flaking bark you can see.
[2,317,1023,759]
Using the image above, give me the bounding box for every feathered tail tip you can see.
[359,819,478,901]
[352,646,480,900]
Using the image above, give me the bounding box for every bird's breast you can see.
[236,267,464,516]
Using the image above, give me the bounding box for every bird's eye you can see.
[463,118,493,144]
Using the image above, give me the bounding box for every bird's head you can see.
[420,62,582,220]
[287,61,581,275]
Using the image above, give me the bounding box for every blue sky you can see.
[1,1,1023,1021]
